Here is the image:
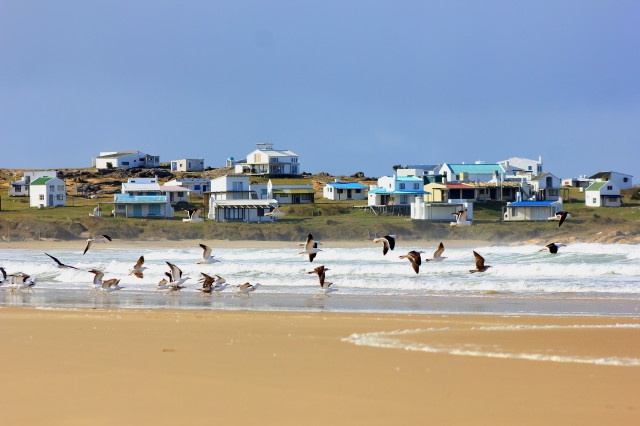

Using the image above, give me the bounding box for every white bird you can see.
[83,234,112,255]
[373,234,396,255]
[237,282,261,296]
[548,211,571,227]
[299,233,321,262]
[424,242,447,262]
[539,242,566,254]
[128,255,147,278]
[196,243,220,264]
[265,206,285,218]
[88,269,107,293]
[45,253,80,270]
[399,251,424,274]
[7,272,37,295]
[165,261,191,293]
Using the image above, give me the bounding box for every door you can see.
[133,205,142,217]
[48,194,54,206]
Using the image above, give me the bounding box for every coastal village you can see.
[1,142,635,226]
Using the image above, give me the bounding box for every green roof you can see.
[585,181,607,191]
[29,177,55,185]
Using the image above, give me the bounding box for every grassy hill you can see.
[1,168,639,245]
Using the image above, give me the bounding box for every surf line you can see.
[342,324,640,367]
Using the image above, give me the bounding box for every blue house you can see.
[323,179,367,200]
[368,174,429,207]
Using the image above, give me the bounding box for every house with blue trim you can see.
[502,199,563,222]
[323,179,367,201]
[368,173,429,207]
[112,177,174,218]
[437,162,506,183]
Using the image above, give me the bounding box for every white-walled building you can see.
[498,156,543,177]
[268,178,315,204]
[368,174,428,207]
[93,151,160,169]
[323,179,367,201]
[164,178,211,195]
[171,158,205,172]
[589,171,633,190]
[112,177,174,218]
[436,162,506,183]
[585,181,622,207]
[207,174,278,222]
[29,176,66,207]
[528,172,562,201]
[210,174,255,201]
[10,170,58,197]
[234,143,300,176]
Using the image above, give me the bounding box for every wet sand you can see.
[2,308,639,426]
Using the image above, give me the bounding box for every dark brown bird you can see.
[469,251,492,273]
[373,234,396,255]
[399,250,424,274]
[539,242,566,254]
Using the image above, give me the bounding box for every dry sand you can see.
[1,308,639,426]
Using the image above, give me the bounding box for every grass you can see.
[1,187,639,244]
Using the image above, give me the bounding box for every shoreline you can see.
[2,307,639,425]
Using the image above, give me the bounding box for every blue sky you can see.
[1,1,638,180]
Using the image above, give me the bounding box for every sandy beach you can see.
[1,308,639,426]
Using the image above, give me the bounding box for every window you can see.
[149,204,161,216]
[39,194,44,200]
[49,185,55,191]
[224,208,244,220]
[194,185,201,191]
[607,185,612,190]
[122,161,130,165]
[592,198,597,203]
[56,194,64,200]
[413,183,419,189]
[624,177,629,182]
[399,183,405,190]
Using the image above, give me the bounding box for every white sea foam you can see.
[343,324,640,367]
[2,243,640,297]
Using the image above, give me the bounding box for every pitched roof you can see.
[585,181,608,191]
[29,177,55,185]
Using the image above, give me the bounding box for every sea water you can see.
[1,242,639,316]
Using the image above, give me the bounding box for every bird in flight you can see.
[373,234,396,255]
[469,251,492,273]
[399,250,424,274]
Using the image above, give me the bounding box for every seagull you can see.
[197,273,216,295]
[237,282,261,296]
[539,242,566,254]
[424,242,446,262]
[99,278,124,295]
[196,243,220,264]
[307,265,336,295]
[128,255,147,278]
[299,233,321,262]
[265,206,285,217]
[399,250,424,274]
[373,234,396,255]
[0,267,7,285]
[7,272,37,295]
[469,251,492,273]
[452,209,468,223]
[185,208,202,220]
[45,253,80,270]
[548,211,571,227]
[83,234,112,255]
[155,276,171,292]
[88,269,108,293]
[165,261,191,292]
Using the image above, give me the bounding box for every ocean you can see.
[1,242,639,316]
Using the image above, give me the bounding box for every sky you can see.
[1,1,639,181]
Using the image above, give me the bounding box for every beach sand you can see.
[1,308,639,426]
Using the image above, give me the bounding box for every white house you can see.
[436,162,506,183]
[164,178,211,195]
[10,170,58,197]
[210,174,255,201]
[498,156,543,177]
[323,179,367,201]
[112,177,174,218]
[503,200,563,222]
[268,178,315,204]
[93,151,160,169]
[589,171,633,190]
[585,181,622,207]
[171,158,204,172]
[207,175,278,222]
[528,172,562,201]
[368,174,428,207]
[29,176,66,207]
[234,143,300,176]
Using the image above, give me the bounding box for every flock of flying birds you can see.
[0,209,571,297]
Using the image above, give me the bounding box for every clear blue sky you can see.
[1,1,638,181]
